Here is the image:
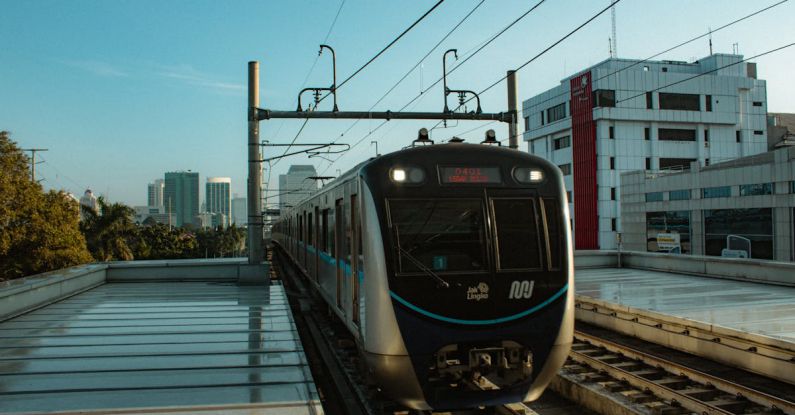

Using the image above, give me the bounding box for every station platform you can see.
[0,281,322,414]
[575,267,795,343]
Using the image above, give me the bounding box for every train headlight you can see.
[514,167,545,183]
[390,167,425,184]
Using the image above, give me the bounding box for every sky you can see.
[2,0,794,207]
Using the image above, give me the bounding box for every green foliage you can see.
[133,223,197,260]
[193,224,247,258]
[0,131,93,280]
[80,197,137,261]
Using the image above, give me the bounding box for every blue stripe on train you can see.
[389,285,569,325]
[298,241,364,281]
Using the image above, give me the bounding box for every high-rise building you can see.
[278,165,317,210]
[79,189,98,221]
[232,196,247,227]
[206,177,231,228]
[147,179,164,210]
[523,53,767,250]
[164,171,200,227]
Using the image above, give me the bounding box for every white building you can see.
[523,53,767,250]
[277,165,317,210]
[79,189,98,220]
[620,147,795,261]
[205,177,231,228]
[147,179,164,211]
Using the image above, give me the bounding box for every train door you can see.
[350,194,360,327]
[314,206,320,282]
[302,211,308,268]
[308,209,314,278]
[335,199,344,310]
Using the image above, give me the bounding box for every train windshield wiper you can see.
[398,246,450,289]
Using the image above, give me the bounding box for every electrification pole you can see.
[247,62,264,264]
[506,70,519,149]
[21,148,48,182]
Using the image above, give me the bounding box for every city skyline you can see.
[2,1,794,207]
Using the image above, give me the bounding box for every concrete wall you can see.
[0,264,107,321]
[575,250,795,286]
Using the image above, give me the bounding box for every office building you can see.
[164,171,200,227]
[232,196,247,227]
[523,53,767,250]
[278,165,318,210]
[147,179,164,210]
[206,177,231,228]
[620,146,795,261]
[79,189,98,221]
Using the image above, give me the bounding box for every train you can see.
[271,129,574,411]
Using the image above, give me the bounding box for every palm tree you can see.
[80,197,137,261]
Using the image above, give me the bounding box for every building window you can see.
[754,130,764,135]
[524,116,530,131]
[658,128,696,141]
[540,111,544,126]
[739,183,773,196]
[703,186,731,198]
[546,103,566,123]
[659,158,696,170]
[645,157,651,170]
[645,192,664,202]
[659,93,700,111]
[644,127,650,141]
[553,135,571,150]
[593,89,616,108]
[558,163,571,176]
[736,130,741,143]
[669,189,691,200]
[662,67,668,72]
[609,126,615,139]
[646,211,690,254]
[611,218,617,231]
[705,158,710,166]
[610,157,615,170]
[566,191,572,202]
[611,187,616,200]
[752,101,763,107]
[646,92,653,109]
[705,208,773,259]
[704,129,709,143]
[706,95,712,112]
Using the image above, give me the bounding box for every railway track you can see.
[566,329,795,415]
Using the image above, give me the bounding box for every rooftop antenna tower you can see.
[610,1,617,58]
[708,27,713,55]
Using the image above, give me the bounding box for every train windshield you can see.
[389,199,487,273]
[491,198,543,270]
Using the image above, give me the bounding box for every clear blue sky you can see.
[2,0,793,207]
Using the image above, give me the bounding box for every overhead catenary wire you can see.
[276,0,447,168]
[520,0,789,116]
[319,0,486,163]
[319,0,548,174]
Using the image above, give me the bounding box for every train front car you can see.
[361,143,573,410]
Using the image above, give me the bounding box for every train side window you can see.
[491,198,542,270]
[540,198,561,270]
[329,208,336,258]
[321,209,329,252]
[351,194,360,325]
[298,214,303,242]
[308,212,313,246]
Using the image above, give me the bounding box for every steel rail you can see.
[571,330,795,415]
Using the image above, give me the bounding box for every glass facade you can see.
[646,211,690,254]
[739,183,773,196]
[704,208,773,259]
[669,189,691,200]
[703,186,731,198]
[645,192,664,202]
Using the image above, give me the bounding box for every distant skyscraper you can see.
[164,171,199,227]
[278,165,317,210]
[232,196,247,227]
[147,179,164,209]
[206,177,231,228]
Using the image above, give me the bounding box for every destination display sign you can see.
[439,166,502,184]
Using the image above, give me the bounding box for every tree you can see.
[0,131,92,280]
[80,197,137,261]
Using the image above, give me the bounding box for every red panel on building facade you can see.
[570,72,598,249]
